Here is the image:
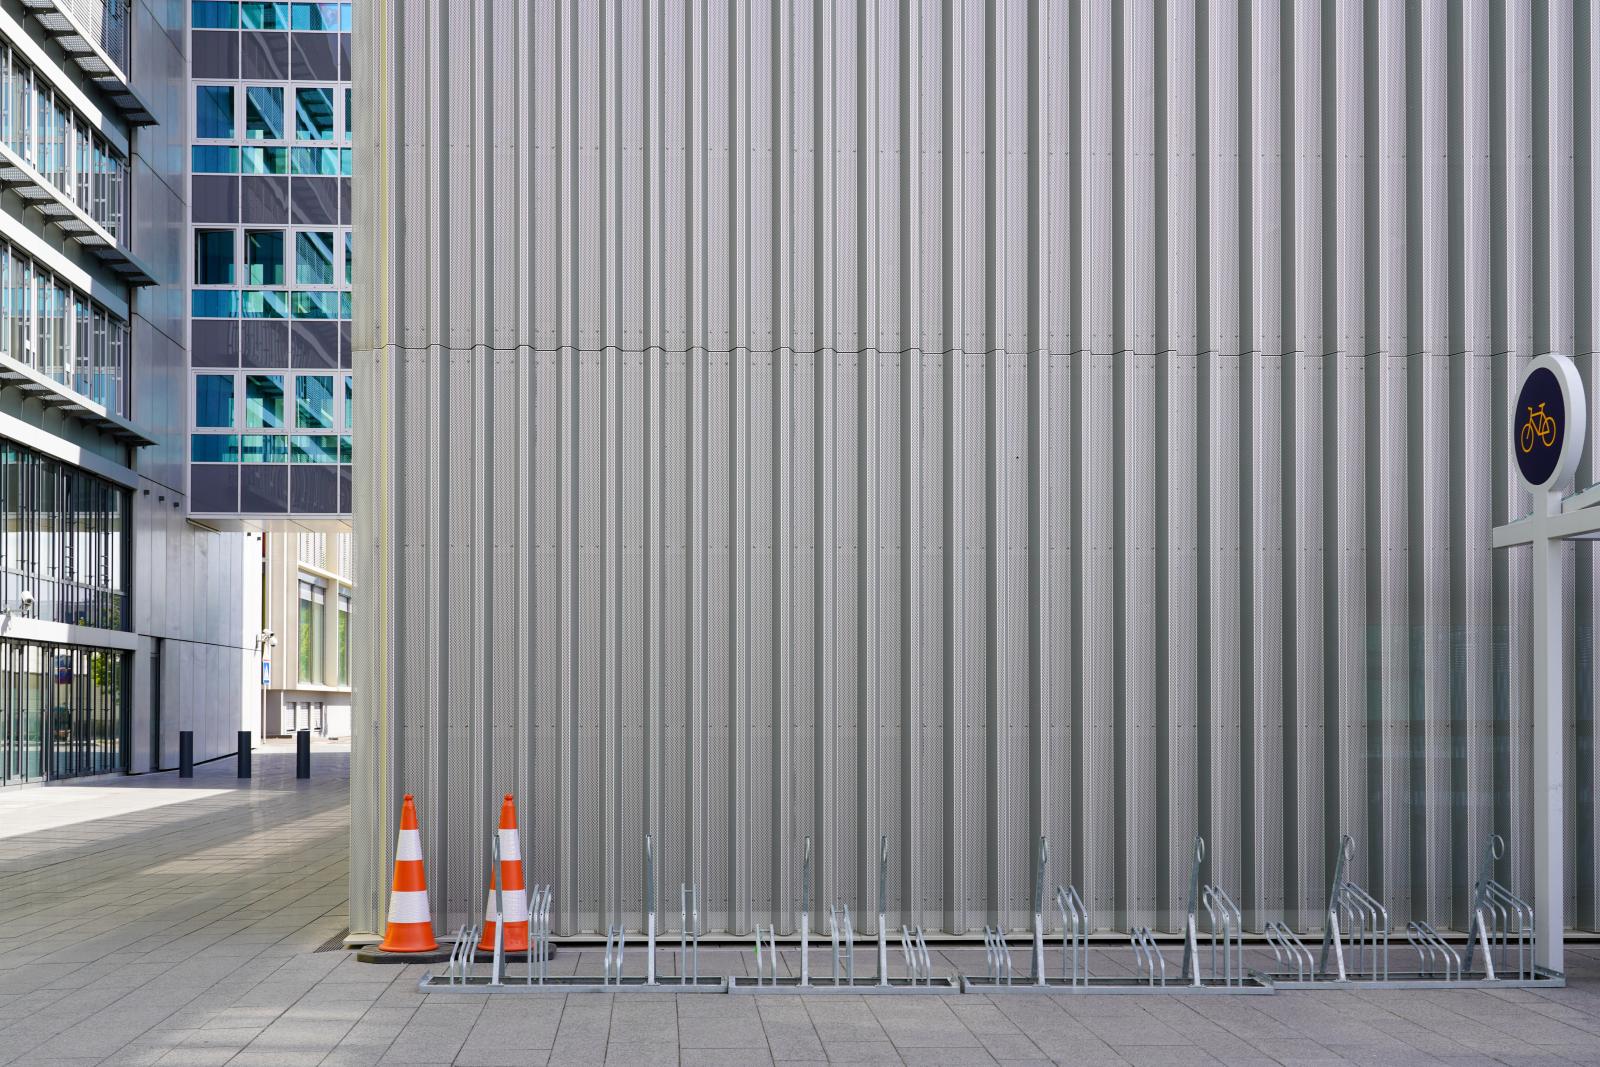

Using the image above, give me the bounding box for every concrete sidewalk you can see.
[2,748,1599,1065]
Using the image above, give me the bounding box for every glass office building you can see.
[0,0,262,784]
[187,1,354,520]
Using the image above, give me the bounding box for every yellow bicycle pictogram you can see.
[1520,402,1558,453]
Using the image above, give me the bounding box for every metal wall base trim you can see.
[729,976,961,994]
[419,974,729,993]
[962,976,1273,995]
[1260,968,1566,991]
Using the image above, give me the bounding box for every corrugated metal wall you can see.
[351,0,1600,940]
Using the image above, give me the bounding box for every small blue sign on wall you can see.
[261,658,271,686]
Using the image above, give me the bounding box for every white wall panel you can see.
[352,0,1600,939]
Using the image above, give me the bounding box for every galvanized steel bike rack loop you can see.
[1270,833,1566,990]
[964,836,1270,994]
[422,832,726,993]
[730,837,958,993]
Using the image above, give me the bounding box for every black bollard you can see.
[178,731,194,778]
[237,731,252,778]
[296,728,310,779]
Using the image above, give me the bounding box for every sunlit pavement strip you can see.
[0,751,1597,1066]
[0,786,234,840]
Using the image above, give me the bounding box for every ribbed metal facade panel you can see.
[351,0,1600,940]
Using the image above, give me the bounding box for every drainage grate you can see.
[316,930,352,953]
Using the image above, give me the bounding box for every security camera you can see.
[18,590,33,614]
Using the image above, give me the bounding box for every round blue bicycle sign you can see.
[1513,355,1586,491]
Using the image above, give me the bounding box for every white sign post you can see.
[1490,353,1591,977]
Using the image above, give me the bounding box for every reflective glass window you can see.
[242,146,288,174]
[343,374,352,429]
[196,86,234,139]
[194,230,234,285]
[291,434,336,463]
[192,0,238,27]
[240,434,288,462]
[192,145,238,173]
[245,374,284,427]
[291,146,338,175]
[245,230,285,285]
[295,374,333,429]
[295,88,334,140]
[291,290,336,319]
[195,375,234,427]
[291,2,340,29]
[295,231,334,285]
[241,1,288,28]
[245,87,283,140]
[344,231,352,284]
[191,434,239,462]
[241,290,288,319]
[191,289,239,318]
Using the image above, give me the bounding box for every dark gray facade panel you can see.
[191,321,240,367]
[241,31,290,80]
[191,176,239,224]
[239,465,287,512]
[291,177,338,226]
[291,321,339,368]
[291,32,341,79]
[242,321,290,368]
[189,465,239,513]
[291,467,339,512]
[191,30,239,78]
[241,176,288,225]
[351,0,1600,942]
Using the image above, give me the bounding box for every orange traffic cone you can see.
[478,793,530,952]
[378,795,438,952]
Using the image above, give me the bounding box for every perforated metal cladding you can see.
[352,0,1600,939]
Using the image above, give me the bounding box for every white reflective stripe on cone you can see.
[498,828,522,862]
[483,890,499,922]
[500,888,529,923]
[395,829,423,862]
[388,890,431,925]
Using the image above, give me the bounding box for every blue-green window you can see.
[295,88,335,140]
[245,230,285,286]
[192,290,239,318]
[242,146,289,174]
[291,290,336,319]
[343,375,352,429]
[291,435,337,463]
[245,375,284,428]
[242,290,288,319]
[195,375,235,428]
[295,232,335,285]
[339,434,352,463]
[192,1,238,28]
[196,86,234,139]
[295,375,334,429]
[344,232,352,284]
[291,1,340,29]
[191,435,239,462]
[241,1,288,28]
[194,230,234,285]
[291,147,338,175]
[192,145,239,173]
[245,87,283,140]
[241,434,288,463]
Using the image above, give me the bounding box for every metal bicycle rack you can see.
[1261,833,1564,990]
[422,831,725,992]
[421,822,1560,996]
[1465,834,1539,982]
[730,835,958,993]
[965,836,1268,994]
